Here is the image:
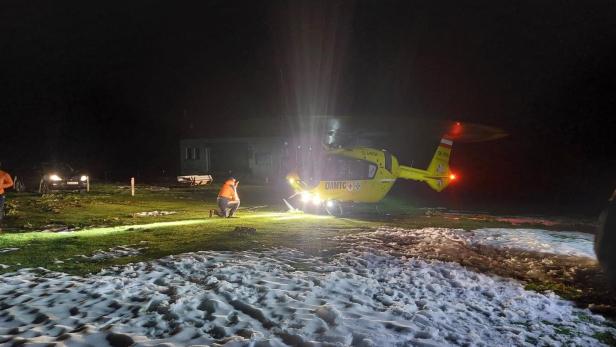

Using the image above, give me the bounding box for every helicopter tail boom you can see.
[397,137,454,192]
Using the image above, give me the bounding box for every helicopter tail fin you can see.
[428,137,453,174]
[397,136,455,192]
[425,136,454,191]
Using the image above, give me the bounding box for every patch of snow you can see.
[0,264,10,269]
[133,211,177,217]
[468,228,595,259]
[71,244,147,262]
[370,227,596,259]
[41,225,80,233]
[0,247,612,346]
[0,247,19,254]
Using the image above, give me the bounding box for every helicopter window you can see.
[322,156,377,180]
[384,151,392,172]
[368,164,377,178]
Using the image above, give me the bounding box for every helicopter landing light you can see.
[300,191,312,203]
[312,195,322,206]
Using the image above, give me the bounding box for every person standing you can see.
[0,162,14,223]
[213,176,240,218]
[596,188,616,287]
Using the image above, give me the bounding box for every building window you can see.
[185,147,202,161]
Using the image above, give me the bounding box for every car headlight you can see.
[49,174,62,181]
[80,175,88,182]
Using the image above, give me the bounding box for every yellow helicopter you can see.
[285,133,457,216]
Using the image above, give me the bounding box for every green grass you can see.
[0,207,373,275]
[0,183,592,276]
[2,183,282,232]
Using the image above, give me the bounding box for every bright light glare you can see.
[449,174,457,180]
[80,175,88,182]
[300,191,311,203]
[49,174,62,181]
[326,200,334,208]
[288,177,295,184]
[311,195,321,205]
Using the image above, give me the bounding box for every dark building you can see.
[180,136,287,183]
[179,116,364,183]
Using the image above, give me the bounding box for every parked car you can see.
[14,162,89,194]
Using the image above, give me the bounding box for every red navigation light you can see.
[451,122,463,137]
[445,121,463,139]
[449,173,457,181]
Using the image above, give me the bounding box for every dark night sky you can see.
[1,0,616,214]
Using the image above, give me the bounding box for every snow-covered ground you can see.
[0,248,19,270]
[0,243,613,346]
[368,227,596,259]
[467,228,595,259]
[0,248,19,254]
[71,243,148,262]
[133,211,177,217]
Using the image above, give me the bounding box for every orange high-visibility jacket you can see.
[218,179,238,200]
[0,170,14,195]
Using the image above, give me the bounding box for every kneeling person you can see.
[216,177,240,218]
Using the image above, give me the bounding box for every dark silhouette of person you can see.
[596,188,616,287]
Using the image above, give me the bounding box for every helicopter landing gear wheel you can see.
[325,201,344,217]
[375,204,392,217]
[375,204,383,215]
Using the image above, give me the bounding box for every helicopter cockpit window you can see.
[322,155,377,181]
